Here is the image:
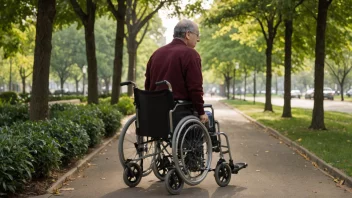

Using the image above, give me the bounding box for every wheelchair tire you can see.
[214,163,231,187]
[123,162,142,187]
[152,143,171,181]
[172,115,212,186]
[165,169,184,195]
[118,115,153,176]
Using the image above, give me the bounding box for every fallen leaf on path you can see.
[101,177,106,180]
[297,138,302,142]
[60,188,74,191]
[265,151,269,153]
[256,170,260,172]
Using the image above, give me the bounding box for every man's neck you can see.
[174,37,187,44]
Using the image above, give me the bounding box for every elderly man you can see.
[144,19,208,124]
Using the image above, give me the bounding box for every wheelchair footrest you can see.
[231,162,248,174]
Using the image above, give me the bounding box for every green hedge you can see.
[0,133,33,195]
[0,92,19,105]
[0,103,29,127]
[52,105,105,147]
[116,96,135,115]
[4,122,62,178]
[97,104,122,137]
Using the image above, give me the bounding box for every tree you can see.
[51,25,81,93]
[280,0,305,118]
[107,0,126,104]
[326,49,352,101]
[309,0,333,130]
[30,0,56,121]
[69,0,99,104]
[205,0,282,112]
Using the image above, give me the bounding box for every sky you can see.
[158,0,213,44]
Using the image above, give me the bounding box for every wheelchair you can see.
[118,80,247,194]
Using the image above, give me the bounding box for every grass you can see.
[223,99,352,177]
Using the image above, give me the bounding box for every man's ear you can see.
[185,31,190,40]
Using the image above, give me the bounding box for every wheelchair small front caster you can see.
[214,163,232,187]
[123,162,142,187]
[165,169,184,195]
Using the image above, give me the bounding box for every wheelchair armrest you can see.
[203,104,212,108]
[176,100,193,105]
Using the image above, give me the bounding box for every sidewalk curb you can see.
[221,101,352,188]
[46,116,130,194]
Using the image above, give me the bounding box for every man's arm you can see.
[184,53,205,116]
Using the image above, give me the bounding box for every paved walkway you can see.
[35,98,351,198]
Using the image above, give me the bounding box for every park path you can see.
[34,97,351,198]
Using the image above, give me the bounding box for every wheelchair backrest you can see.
[134,88,175,139]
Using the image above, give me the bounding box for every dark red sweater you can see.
[145,39,205,115]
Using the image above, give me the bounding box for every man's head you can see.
[173,19,200,48]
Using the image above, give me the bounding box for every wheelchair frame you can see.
[118,80,247,194]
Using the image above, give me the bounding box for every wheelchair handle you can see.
[120,81,137,88]
[155,80,172,91]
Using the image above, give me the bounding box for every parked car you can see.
[291,90,301,99]
[347,89,352,97]
[305,88,314,99]
[323,87,334,100]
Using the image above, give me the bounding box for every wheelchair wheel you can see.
[118,116,154,176]
[172,115,212,186]
[123,162,142,187]
[152,142,171,181]
[165,169,184,195]
[214,163,231,187]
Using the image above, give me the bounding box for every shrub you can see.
[18,93,30,103]
[0,103,29,127]
[116,96,135,115]
[45,119,89,165]
[49,103,77,118]
[55,106,104,148]
[0,133,33,195]
[7,122,62,178]
[0,92,20,105]
[99,97,111,104]
[97,104,122,137]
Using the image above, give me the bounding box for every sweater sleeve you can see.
[184,53,205,115]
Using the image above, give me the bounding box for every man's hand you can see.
[199,113,209,123]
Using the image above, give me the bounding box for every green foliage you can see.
[5,122,62,178]
[0,103,29,127]
[0,91,19,105]
[116,96,135,115]
[0,132,33,195]
[45,118,89,165]
[19,93,30,103]
[48,95,87,102]
[53,105,105,148]
[97,104,122,137]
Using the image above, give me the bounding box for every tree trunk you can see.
[60,77,64,94]
[232,68,236,99]
[22,76,26,94]
[282,20,293,118]
[244,74,247,101]
[127,35,137,96]
[310,0,331,130]
[264,36,274,112]
[30,0,56,121]
[75,79,79,93]
[9,58,12,91]
[253,69,256,104]
[111,0,126,105]
[340,82,344,101]
[85,20,99,104]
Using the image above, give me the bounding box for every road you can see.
[45,98,351,198]
[243,96,352,114]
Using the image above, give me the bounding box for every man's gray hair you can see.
[173,19,197,38]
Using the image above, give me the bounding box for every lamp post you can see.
[233,62,239,99]
[82,65,87,96]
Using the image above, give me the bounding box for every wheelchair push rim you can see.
[172,115,212,186]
